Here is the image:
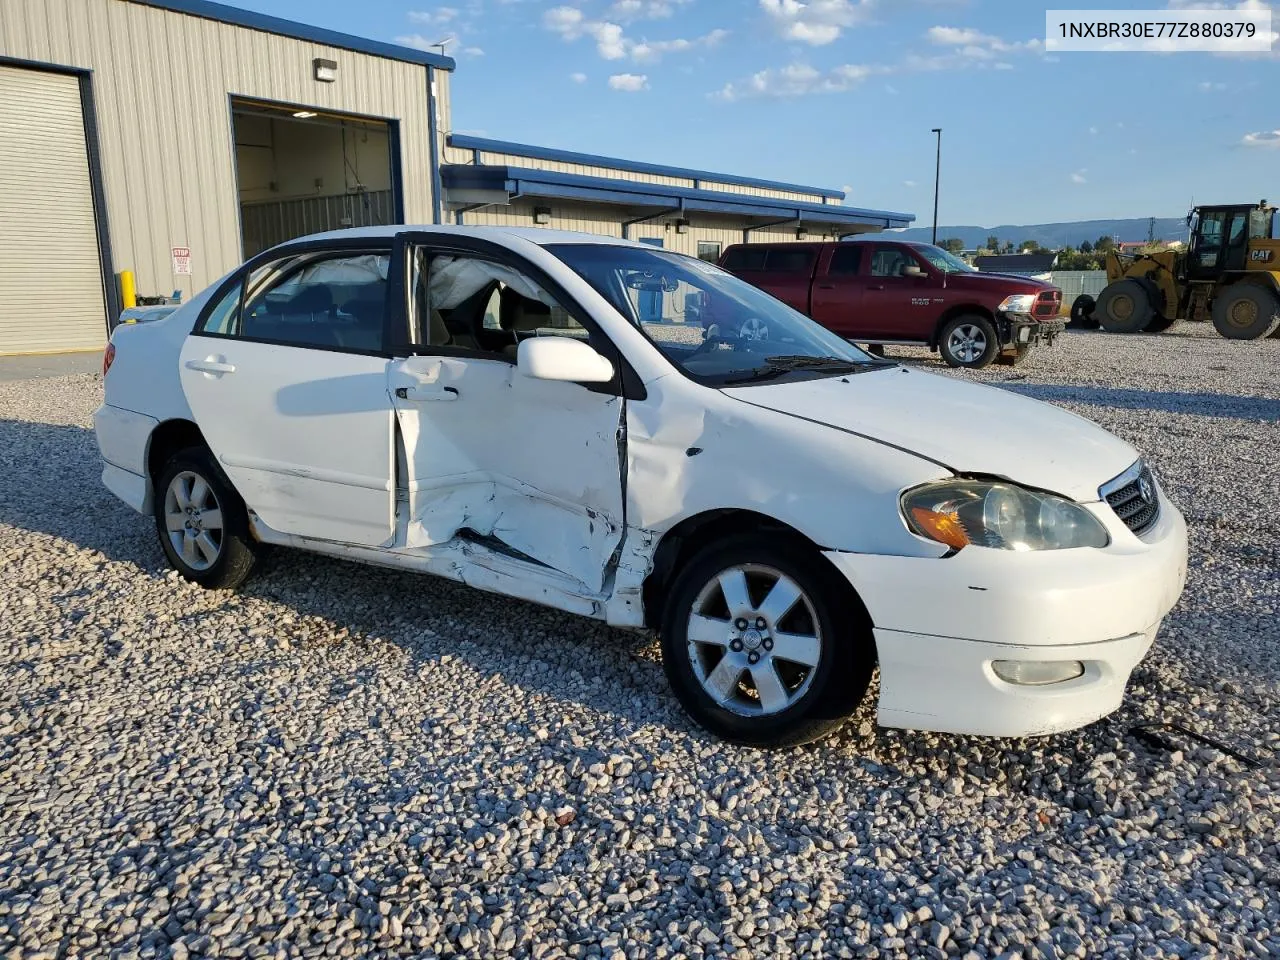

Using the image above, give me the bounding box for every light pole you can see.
[931,127,942,246]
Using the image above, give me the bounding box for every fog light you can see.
[992,660,1085,686]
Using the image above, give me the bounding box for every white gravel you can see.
[1,324,1277,959]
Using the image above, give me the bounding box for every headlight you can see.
[902,480,1109,551]
[997,294,1037,315]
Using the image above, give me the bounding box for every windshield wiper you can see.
[720,355,867,385]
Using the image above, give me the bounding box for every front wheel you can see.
[938,314,999,369]
[660,537,873,747]
[154,446,258,590]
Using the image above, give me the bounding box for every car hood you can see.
[722,366,1137,502]
[947,271,1056,291]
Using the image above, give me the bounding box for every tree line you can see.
[936,235,1122,271]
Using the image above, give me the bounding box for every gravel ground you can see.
[1,325,1277,959]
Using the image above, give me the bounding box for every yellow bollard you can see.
[119,270,137,310]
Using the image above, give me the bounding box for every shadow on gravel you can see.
[995,383,1280,422]
[0,418,161,569]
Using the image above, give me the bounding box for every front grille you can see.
[1102,462,1160,536]
[1033,291,1062,318]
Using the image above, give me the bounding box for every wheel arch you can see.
[930,304,994,349]
[1214,271,1280,298]
[146,418,208,483]
[640,508,876,641]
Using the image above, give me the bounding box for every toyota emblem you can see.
[1138,476,1154,503]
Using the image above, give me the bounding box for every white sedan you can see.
[95,226,1188,747]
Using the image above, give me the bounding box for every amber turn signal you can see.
[910,507,970,550]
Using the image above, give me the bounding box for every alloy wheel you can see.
[686,564,823,717]
[948,323,988,364]
[163,471,224,571]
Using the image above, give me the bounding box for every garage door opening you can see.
[231,99,399,258]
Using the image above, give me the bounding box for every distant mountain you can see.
[892,218,1187,250]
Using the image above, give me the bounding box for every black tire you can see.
[1095,279,1154,333]
[660,536,874,748]
[1211,285,1280,340]
[938,314,1000,369]
[865,344,887,357]
[153,446,257,590]
[1069,294,1099,330]
[995,343,1033,366]
[1144,314,1179,333]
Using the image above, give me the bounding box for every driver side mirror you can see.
[901,264,926,279]
[517,336,615,384]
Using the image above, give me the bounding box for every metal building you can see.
[0,0,453,354]
[0,0,912,356]
[441,136,913,261]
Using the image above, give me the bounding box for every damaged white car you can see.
[95,227,1188,747]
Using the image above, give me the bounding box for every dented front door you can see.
[388,353,625,593]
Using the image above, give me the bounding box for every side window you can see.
[722,247,766,271]
[696,241,722,263]
[828,246,862,275]
[415,252,587,360]
[765,249,813,273]
[870,247,911,278]
[201,282,242,335]
[229,252,390,351]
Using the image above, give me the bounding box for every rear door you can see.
[859,244,938,340]
[178,245,396,547]
[810,244,867,336]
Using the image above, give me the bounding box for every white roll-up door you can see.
[0,66,107,354]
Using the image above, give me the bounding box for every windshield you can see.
[548,244,879,385]
[914,244,975,273]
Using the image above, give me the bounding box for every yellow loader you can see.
[1072,201,1280,339]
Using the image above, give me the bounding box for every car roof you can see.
[283,224,652,249]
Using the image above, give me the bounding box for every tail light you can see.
[102,342,116,377]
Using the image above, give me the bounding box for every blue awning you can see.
[442,164,914,231]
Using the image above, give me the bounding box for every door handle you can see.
[816,283,836,290]
[869,285,885,291]
[185,357,236,375]
[396,386,458,402]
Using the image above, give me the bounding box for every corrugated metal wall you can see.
[457,200,852,258]
[441,143,831,206]
[0,0,440,301]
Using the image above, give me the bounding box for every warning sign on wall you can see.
[171,246,192,275]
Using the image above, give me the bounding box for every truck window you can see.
[870,247,913,278]
[829,246,862,275]
[765,249,814,273]
[722,247,767,271]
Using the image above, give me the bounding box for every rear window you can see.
[766,249,814,274]
[722,247,767,271]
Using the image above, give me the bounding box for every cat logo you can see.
[1249,249,1274,263]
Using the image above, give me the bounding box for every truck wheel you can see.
[938,315,999,369]
[1096,279,1154,333]
[1211,285,1280,340]
[1069,294,1099,330]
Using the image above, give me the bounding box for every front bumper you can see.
[1000,315,1065,348]
[824,494,1188,737]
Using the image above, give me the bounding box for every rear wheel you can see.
[660,537,873,748]
[1069,294,1099,330]
[1144,314,1179,333]
[154,446,257,590]
[1211,285,1280,340]
[1096,279,1154,333]
[938,314,999,369]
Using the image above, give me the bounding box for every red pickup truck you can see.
[718,239,1063,369]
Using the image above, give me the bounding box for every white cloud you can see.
[408,7,460,25]
[715,62,882,100]
[609,72,650,90]
[1198,80,1228,90]
[609,0,690,20]
[1088,125,1098,134]
[926,24,1042,59]
[571,71,588,82]
[462,46,485,56]
[759,0,875,46]
[1241,129,1280,147]
[544,6,728,61]
[903,179,917,187]
[1071,170,1088,184]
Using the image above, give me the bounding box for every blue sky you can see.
[245,0,1275,226]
